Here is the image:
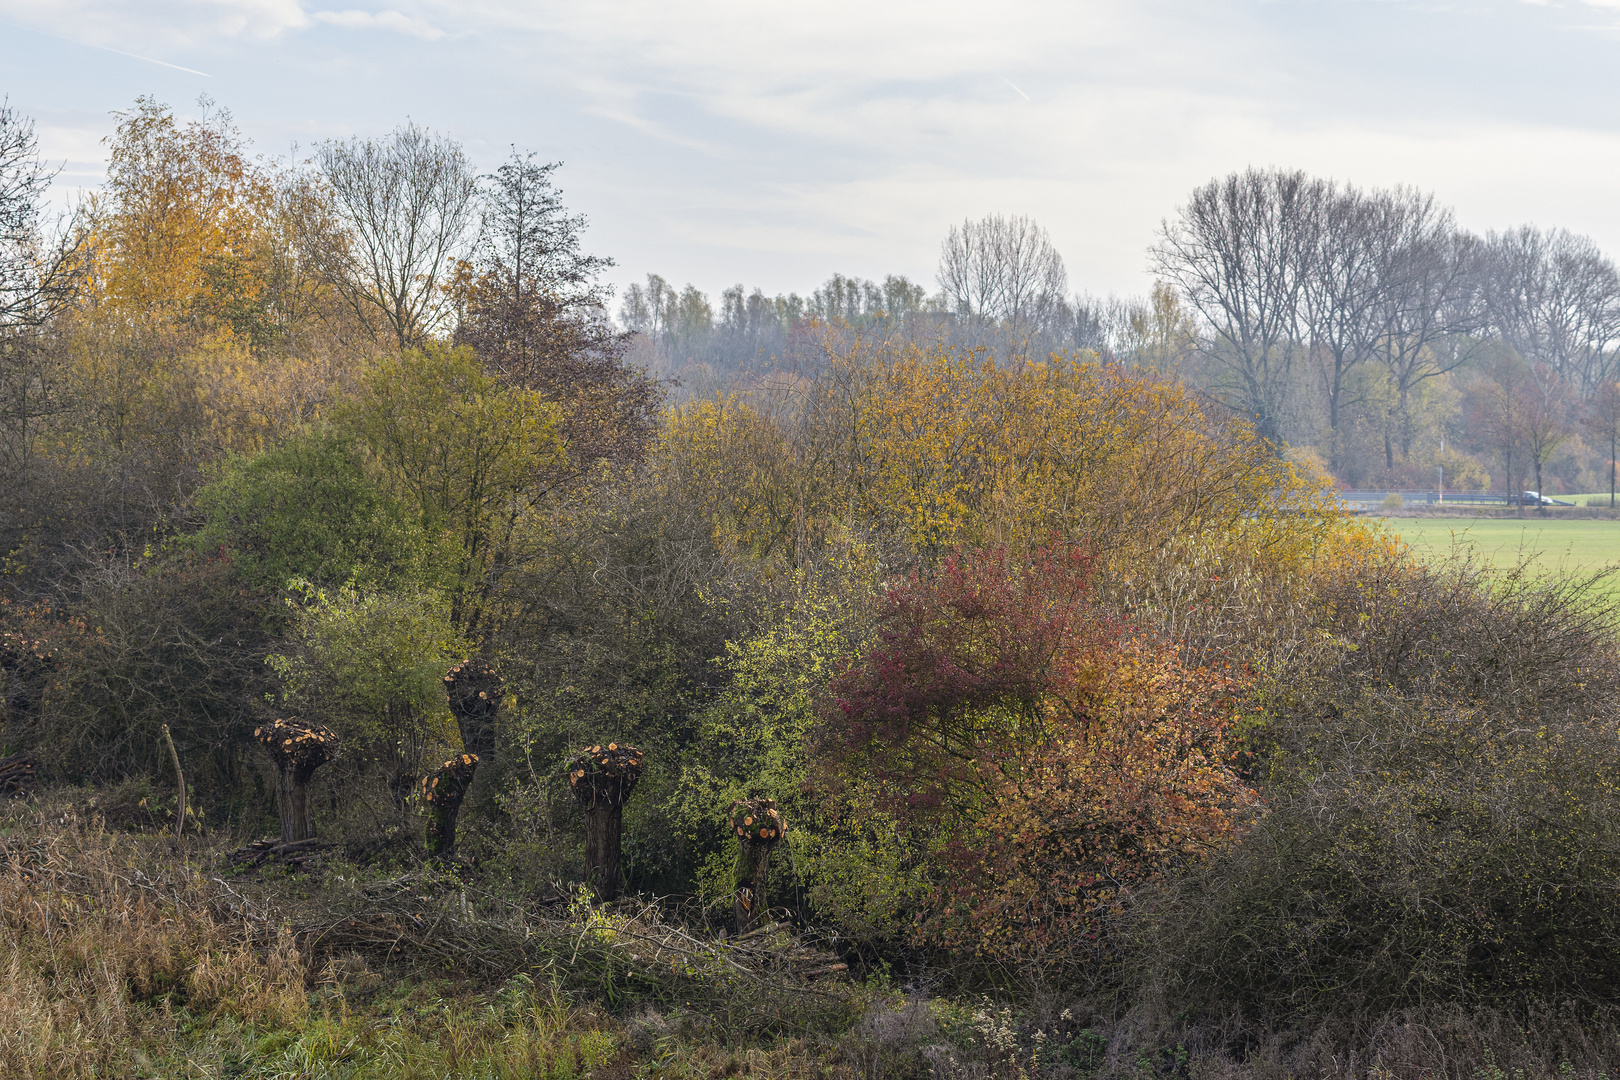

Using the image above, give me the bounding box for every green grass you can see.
[1556,492,1620,507]
[1384,515,1620,594]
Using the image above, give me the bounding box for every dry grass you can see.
[0,794,856,1078]
[0,803,306,1078]
[10,790,1620,1079]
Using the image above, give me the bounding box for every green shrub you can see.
[1130,554,1620,1019]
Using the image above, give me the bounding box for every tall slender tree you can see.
[1153,168,1330,443]
[453,152,659,472]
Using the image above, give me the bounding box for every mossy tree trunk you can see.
[255,718,339,844]
[729,797,786,934]
[566,743,645,902]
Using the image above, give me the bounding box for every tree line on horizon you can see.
[629,174,1620,500]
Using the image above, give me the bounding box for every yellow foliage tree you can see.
[91,96,274,341]
[43,98,367,509]
[342,344,565,639]
[656,336,1348,578]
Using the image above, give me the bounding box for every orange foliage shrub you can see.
[824,544,1255,968]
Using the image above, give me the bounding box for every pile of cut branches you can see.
[273,873,855,1032]
[0,753,38,795]
[1,799,857,1034]
[223,837,335,871]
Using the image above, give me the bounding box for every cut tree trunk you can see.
[583,803,624,898]
[254,718,339,844]
[443,660,504,761]
[422,752,479,858]
[729,797,787,935]
[565,742,645,902]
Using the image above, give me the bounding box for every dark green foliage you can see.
[190,427,429,592]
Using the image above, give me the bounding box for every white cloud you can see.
[0,0,311,46]
[10,0,1620,298]
[312,8,443,39]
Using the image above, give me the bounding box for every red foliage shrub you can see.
[825,544,1255,966]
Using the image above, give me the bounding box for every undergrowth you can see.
[6,794,1620,1079]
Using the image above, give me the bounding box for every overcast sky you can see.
[2,0,1618,305]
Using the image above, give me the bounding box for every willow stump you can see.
[565,742,644,902]
[422,752,479,858]
[254,718,339,843]
[443,660,504,760]
[730,797,786,934]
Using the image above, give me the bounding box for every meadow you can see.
[1386,515,1620,583]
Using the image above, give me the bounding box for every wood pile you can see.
[224,837,335,871]
[282,873,852,1029]
[0,753,38,796]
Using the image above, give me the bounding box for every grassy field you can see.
[1561,492,1620,507]
[1384,515,1620,586]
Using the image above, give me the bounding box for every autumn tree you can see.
[452,152,659,473]
[5,98,363,594]
[658,340,1333,570]
[92,96,274,338]
[340,344,565,639]
[825,544,1254,968]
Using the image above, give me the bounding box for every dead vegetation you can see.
[0,792,857,1078]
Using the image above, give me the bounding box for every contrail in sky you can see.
[97,46,213,78]
[1002,77,1030,100]
[2,21,214,78]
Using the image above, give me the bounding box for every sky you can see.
[2,0,1619,306]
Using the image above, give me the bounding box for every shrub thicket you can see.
[1130,553,1620,1020]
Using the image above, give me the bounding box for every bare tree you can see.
[1152,168,1330,443]
[1,99,81,330]
[938,213,1067,344]
[1,100,85,488]
[1462,353,1560,514]
[1366,194,1481,468]
[1298,183,1383,439]
[317,123,477,348]
[1583,380,1620,508]
[1483,226,1620,401]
